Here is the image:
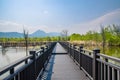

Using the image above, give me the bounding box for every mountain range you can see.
[0,30,60,38]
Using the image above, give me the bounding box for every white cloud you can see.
[0,20,63,33]
[0,20,37,33]
[34,25,65,33]
[68,9,120,34]
[0,20,23,33]
[0,9,120,35]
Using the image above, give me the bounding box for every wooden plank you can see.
[51,55,90,80]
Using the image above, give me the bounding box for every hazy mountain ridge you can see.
[0,32,23,38]
[0,30,60,38]
[30,30,47,37]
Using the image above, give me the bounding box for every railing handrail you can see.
[0,55,32,75]
[97,53,120,63]
[0,42,56,80]
[82,48,93,53]
[71,44,120,62]
[60,41,120,80]
[36,49,42,54]
[0,45,47,75]
[97,58,120,70]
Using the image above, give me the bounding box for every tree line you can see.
[70,24,120,46]
[0,36,60,43]
[0,24,120,46]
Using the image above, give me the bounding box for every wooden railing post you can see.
[69,43,71,55]
[29,51,36,80]
[41,47,45,69]
[10,68,14,80]
[93,48,100,80]
[73,45,75,61]
[79,46,83,69]
[46,45,48,50]
[41,47,45,52]
[67,42,69,53]
[70,44,72,56]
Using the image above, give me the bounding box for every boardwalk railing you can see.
[0,42,56,80]
[60,42,120,80]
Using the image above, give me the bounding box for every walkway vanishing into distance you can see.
[1,42,119,80]
[41,43,90,80]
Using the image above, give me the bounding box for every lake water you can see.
[0,46,42,79]
[0,46,40,70]
[0,46,120,69]
[0,45,120,74]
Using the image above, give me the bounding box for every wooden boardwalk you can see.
[41,43,90,80]
[52,43,67,54]
[51,55,90,80]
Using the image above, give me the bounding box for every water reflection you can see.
[0,47,26,69]
[0,46,41,69]
[1,47,8,55]
[2,48,10,63]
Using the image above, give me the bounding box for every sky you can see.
[0,0,120,34]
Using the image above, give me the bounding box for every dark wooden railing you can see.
[0,42,56,80]
[60,42,120,80]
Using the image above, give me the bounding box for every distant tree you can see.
[93,31,99,46]
[0,38,7,43]
[70,33,81,41]
[57,36,61,41]
[101,26,106,50]
[23,29,29,56]
[61,30,68,41]
[85,31,93,40]
[112,24,120,38]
